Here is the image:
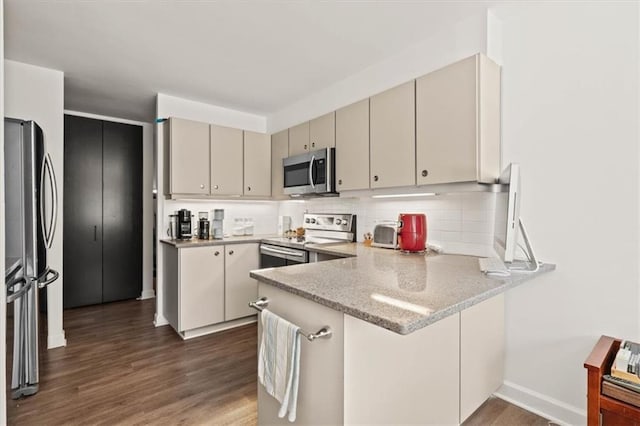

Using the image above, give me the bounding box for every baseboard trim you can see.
[154,313,169,327]
[179,316,257,340]
[47,331,67,349]
[138,289,156,300]
[494,380,586,426]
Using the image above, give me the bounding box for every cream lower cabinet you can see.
[179,246,225,331]
[370,81,416,189]
[335,99,369,191]
[210,124,243,196]
[271,130,289,199]
[244,131,271,197]
[258,283,345,425]
[257,284,504,425]
[163,243,258,336]
[416,54,501,185]
[165,117,210,196]
[224,243,259,321]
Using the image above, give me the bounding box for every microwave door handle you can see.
[308,155,316,189]
[40,153,58,249]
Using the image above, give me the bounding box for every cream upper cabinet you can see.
[244,131,271,197]
[168,117,210,195]
[335,99,370,191]
[271,130,289,199]
[225,243,259,321]
[416,54,500,185]
[210,124,243,196]
[179,246,225,331]
[369,81,416,189]
[309,112,335,151]
[288,121,310,156]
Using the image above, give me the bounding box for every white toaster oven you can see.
[372,221,398,249]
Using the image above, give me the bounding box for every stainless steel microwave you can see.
[283,147,337,196]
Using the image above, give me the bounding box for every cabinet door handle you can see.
[304,144,307,150]
[214,185,219,190]
[200,184,205,189]
[247,186,251,191]
[229,250,234,255]
[373,175,379,182]
[94,225,97,241]
[214,251,220,256]
[311,142,315,148]
[338,179,342,185]
[421,170,428,177]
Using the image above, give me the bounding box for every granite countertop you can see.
[161,234,277,248]
[250,243,555,335]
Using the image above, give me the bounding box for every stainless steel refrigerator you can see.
[4,118,59,399]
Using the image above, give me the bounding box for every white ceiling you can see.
[5,1,491,123]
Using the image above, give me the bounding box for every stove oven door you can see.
[259,244,308,268]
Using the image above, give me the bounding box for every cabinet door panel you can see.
[63,115,103,308]
[288,121,310,156]
[370,81,416,189]
[170,118,210,194]
[258,284,344,425]
[336,99,369,191]
[271,130,289,199]
[179,247,225,331]
[102,121,143,303]
[244,131,271,196]
[417,55,477,185]
[224,243,259,321]
[460,294,504,422]
[210,124,243,196]
[309,112,335,151]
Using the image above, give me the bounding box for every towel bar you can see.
[249,297,332,341]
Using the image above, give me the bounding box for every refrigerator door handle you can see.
[37,268,59,289]
[6,276,31,304]
[40,153,58,249]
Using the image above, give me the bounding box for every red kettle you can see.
[398,213,427,252]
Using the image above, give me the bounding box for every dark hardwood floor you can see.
[7,299,549,425]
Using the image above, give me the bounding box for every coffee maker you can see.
[176,209,192,240]
[198,211,210,240]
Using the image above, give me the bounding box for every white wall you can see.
[5,60,66,349]
[267,12,488,133]
[490,3,639,423]
[155,93,270,325]
[64,110,156,300]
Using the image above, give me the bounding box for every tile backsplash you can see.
[163,192,497,257]
[163,200,280,238]
[278,192,497,257]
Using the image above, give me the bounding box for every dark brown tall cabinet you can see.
[63,115,142,309]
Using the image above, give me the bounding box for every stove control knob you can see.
[335,219,342,225]
[305,218,311,223]
[310,218,316,224]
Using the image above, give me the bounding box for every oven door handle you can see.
[260,245,306,258]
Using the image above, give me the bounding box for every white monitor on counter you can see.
[494,163,539,271]
[494,164,520,263]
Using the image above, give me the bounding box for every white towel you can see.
[258,309,302,422]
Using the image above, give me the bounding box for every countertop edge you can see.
[250,262,556,335]
[161,235,275,248]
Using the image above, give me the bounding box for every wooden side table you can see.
[584,335,640,425]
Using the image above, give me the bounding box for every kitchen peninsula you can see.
[250,243,554,425]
